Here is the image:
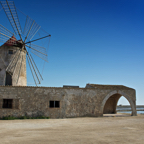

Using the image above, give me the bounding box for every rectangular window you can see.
[55,101,60,107]
[5,72,12,86]
[50,101,54,107]
[2,99,13,109]
[9,50,13,54]
[49,101,60,108]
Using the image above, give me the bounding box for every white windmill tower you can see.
[0,0,51,86]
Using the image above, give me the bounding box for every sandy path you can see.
[0,114,144,144]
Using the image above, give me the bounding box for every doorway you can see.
[5,72,12,86]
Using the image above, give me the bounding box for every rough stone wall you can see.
[0,84,137,118]
[0,44,27,86]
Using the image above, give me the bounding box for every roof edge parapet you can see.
[85,83,135,90]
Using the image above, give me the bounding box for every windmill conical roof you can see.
[4,35,17,46]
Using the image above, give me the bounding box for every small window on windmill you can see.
[8,50,13,54]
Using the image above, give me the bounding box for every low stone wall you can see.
[0,84,137,118]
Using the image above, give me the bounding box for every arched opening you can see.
[117,96,130,105]
[5,72,12,86]
[103,93,121,114]
[117,96,131,114]
[101,91,137,116]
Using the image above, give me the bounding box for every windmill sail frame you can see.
[0,0,51,86]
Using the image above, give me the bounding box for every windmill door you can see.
[5,72,12,86]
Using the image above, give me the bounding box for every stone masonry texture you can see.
[0,44,27,86]
[0,84,137,118]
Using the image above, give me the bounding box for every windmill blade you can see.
[23,16,41,42]
[0,24,15,44]
[25,44,47,56]
[0,0,23,40]
[0,24,14,36]
[25,44,48,61]
[27,55,37,86]
[16,55,23,84]
[27,54,37,86]
[27,53,41,84]
[0,25,13,39]
[29,54,43,80]
[0,34,7,43]
[31,51,48,62]
[30,43,47,54]
[25,34,51,44]
[0,31,12,40]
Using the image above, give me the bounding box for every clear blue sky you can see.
[1,0,144,105]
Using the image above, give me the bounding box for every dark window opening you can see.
[2,99,13,109]
[5,72,12,86]
[50,101,54,107]
[55,101,60,108]
[9,50,13,54]
[49,101,60,108]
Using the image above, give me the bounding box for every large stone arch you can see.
[100,90,137,116]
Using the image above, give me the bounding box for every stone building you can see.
[0,38,137,118]
[0,36,27,86]
[0,84,137,118]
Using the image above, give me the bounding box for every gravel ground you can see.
[0,114,144,144]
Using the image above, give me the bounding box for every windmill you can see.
[0,0,51,86]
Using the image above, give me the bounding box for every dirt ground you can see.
[0,114,144,144]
